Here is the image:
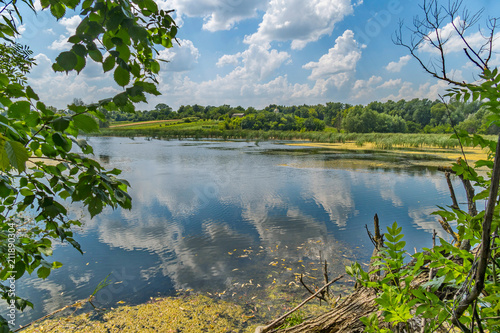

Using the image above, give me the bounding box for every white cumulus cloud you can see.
[48,15,82,50]
[158,39,200,72]
[245,0,354,49]
[215,43,290,81]
[60,15,82,35]
[353,75,382,90]
[386,55,411,72]
[378,78,402,89]
[303,30,362,86]
[382,79,449,102]
[160,0,267,31]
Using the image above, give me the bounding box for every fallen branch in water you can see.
[255,275,344,333]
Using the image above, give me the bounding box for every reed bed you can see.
[96,126,490,149]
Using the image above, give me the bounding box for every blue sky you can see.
[17,0,500,110]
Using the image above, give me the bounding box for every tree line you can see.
[107,98,497,134]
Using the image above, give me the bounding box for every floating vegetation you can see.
[21,294,261,333]
[20,239,356,332]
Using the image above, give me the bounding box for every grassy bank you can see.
[96,120,492,149]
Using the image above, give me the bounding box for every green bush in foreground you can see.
[346,1,500,332]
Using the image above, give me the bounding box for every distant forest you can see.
[107,98,498,134]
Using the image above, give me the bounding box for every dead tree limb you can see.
[255,275,344,333]
[323,260,330,300]
[445,171,460,209]
[368,214,384,281]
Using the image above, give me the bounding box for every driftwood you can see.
[271,286,379,333]
[255,275,344,333]
[259,214,451,333]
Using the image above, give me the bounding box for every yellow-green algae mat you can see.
[21,295,261,332]
[20,287,335,333]
[20,238,354,332]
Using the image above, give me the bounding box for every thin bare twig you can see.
[299,274,327,303]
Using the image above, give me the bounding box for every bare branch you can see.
[447,2,488,70]
[484,17,499,67]
[299,274,328,303]
[394,0,497,87]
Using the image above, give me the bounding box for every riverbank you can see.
[97,122,491,150]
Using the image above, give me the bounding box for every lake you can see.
[14,137,466,326]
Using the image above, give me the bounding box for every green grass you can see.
[96,121,493,149]
[279,311,306,329]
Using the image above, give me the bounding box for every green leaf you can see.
[111,37,123,46]
[5,140,29,172]
[73,113,99,133]
[71,44,87,57]
[52,116,71,131]
[65,0,80,9]
[8,101,31,118]
[20,188,33,196]
[116,44,130,62]
[138,81,161,95]
[88,49,103,62]
[26,86,39,101]
[161,37,173,48]
[38,246,53,256]
[50,3,66,19]
[41,143,57,157]
[88,196,103,218]
[474,190,490,201]
[15,298,33,311]
[67,238,83,254]
[0,73,9,86]
[0,143,10,171]
[112,92,128,106]
[68,35,82,44]
[143,0,158,12]
[74,54,86,74]
[106,10,125,31]
[37,266,51,279]
[89,12,101,22]
[150,60,160,74]
[52,133,72,151]
[55,51,77,71]
[103,55,115,72]
[114,65,130,87]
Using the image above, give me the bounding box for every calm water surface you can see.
[14,137,465,325]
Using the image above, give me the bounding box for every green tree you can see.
[430,102,447,126]
[0,0,178,329]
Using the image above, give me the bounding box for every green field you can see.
[98,119,493,149]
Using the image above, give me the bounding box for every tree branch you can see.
[452,133,500,325]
